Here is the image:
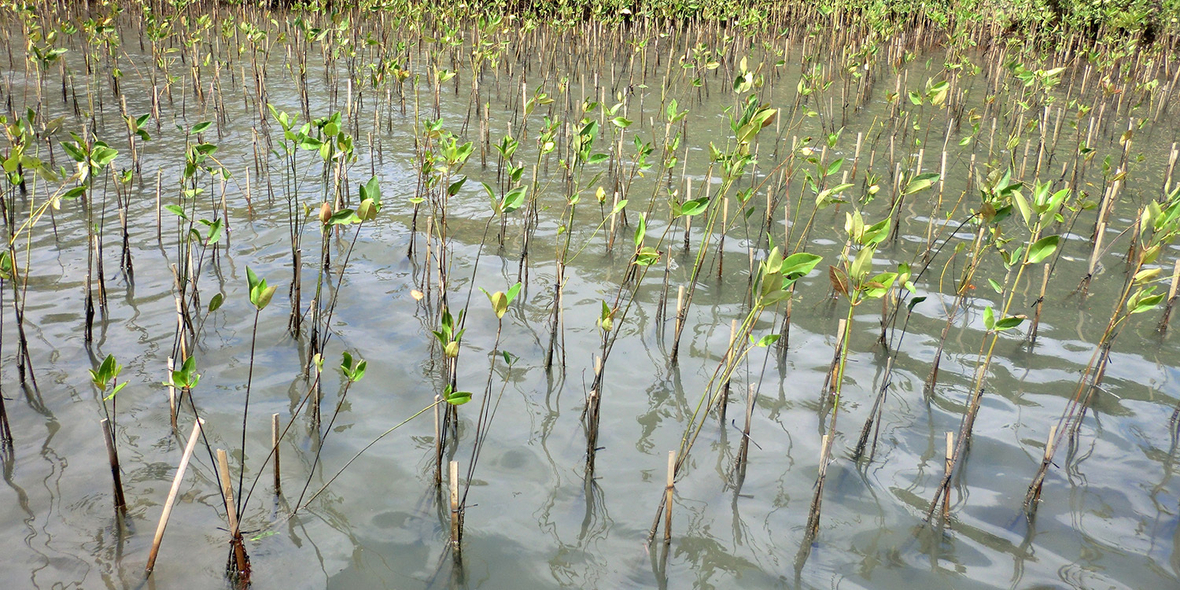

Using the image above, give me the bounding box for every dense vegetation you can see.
[266,0,1179,42]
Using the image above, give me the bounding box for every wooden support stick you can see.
[664,450,675,544]
[146,419,204,574]
[449,460,461,551]
[217,449,249,578]
[216,449,240,536]
[942,432,953,520]
[271,413,281,493]
[167,357,176,431]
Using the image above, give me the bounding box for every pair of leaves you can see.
[340,351,367,383]
[170,356,200,390]
[246,266,277,311]
[90,354,126,400]
[481,282,522,319]
[983,305,1025,332]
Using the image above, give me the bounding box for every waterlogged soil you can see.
[1,9,1180,590]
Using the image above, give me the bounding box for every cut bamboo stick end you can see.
[101,418,126,511]
[942,432,953,519]
[449,460,461,551]
[271,413,281,494]
[216,449,239,536]
[167,357,176,431]
[146,418,204,575]
[664,450,675,544]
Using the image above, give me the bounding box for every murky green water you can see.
[1,5,1179,589]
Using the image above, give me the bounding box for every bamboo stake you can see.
[101,419,126,511]
[663,450,674,544]
[1027,424,1058,508]
[167,357,176,431]
[146,419,204,574]
[216,449,248,575]
[449,460,461,551]
[271,413,281,493]
[1159,259,1180,333]
[942,432,952,520]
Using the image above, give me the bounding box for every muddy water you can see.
[0,9,1179,590]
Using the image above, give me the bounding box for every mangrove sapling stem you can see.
[238,364,324,512]
[145,418,204,575]
[648,248,822,544]
[1025,192,1180,511]
[238,267,277,517]
[461,286,518,512]
[294,354,364,510]
[927,180,1072,522]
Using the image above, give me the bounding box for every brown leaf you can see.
[828,265,850,298]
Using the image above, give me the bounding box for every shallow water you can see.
[0,6,1179,590]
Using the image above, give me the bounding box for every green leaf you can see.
[679,197,709,217]
[850,245,875,282]
[103,381,127,401]
[903,173,940,195]
[164,204,188,220]
[1027,235,1059,264]
[444,386,472,405]
[988,278,1003,294]
[753,333,780,347]
[191,121,213,134]
[907,296,927,311]
[246,266,260,292]
[208,293,224,312]
[780,252,822,279]
[256,285,277,310]
[634,213,646,247]
[506,282,522,305]
[983,306,996,331]
[1013,189,1032,226]
[995,316,1025,330]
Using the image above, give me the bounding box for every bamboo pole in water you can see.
[942,432,952,520]
[146,419,204,574]
[449,460,461,551]
[216,449,248,576]
[271,413,281,494]
[1159,260,1180,333]
[167,357,176,431]
[101,419,126,511]
[1028,264,1050,345]
[1025,424,1058,509]
[663,450,674,544]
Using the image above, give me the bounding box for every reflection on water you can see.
[0,4,1176,589]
